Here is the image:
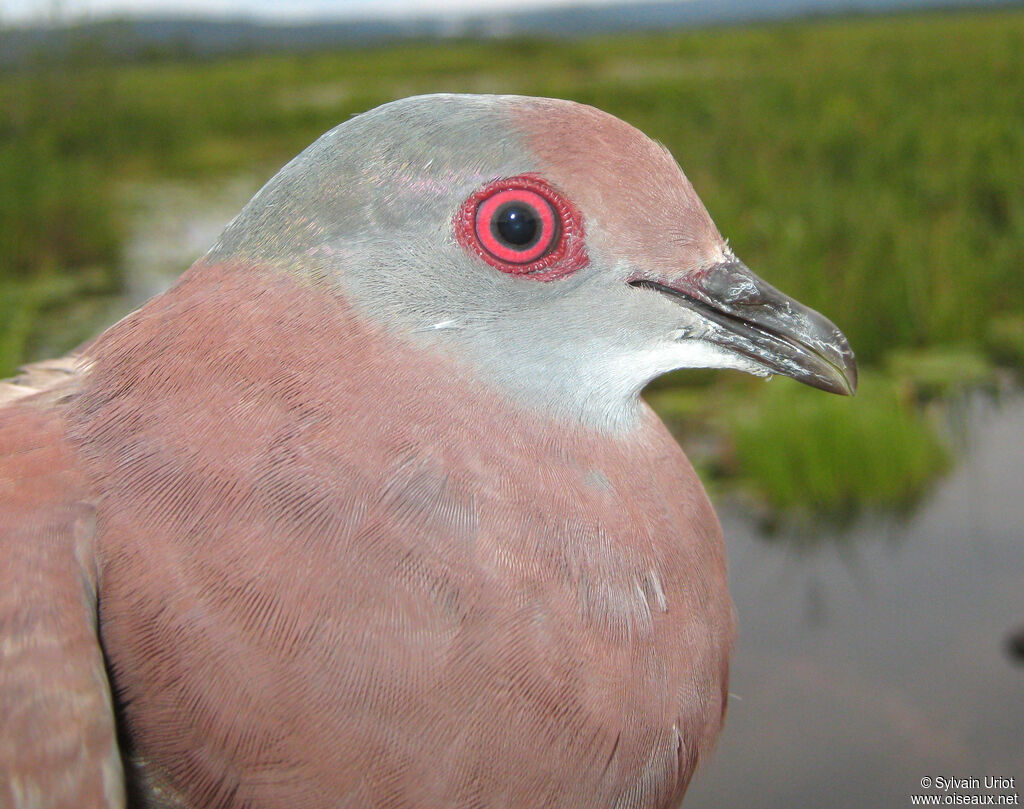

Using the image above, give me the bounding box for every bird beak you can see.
[629,258,857,395]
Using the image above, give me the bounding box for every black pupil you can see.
[495,203,540,248]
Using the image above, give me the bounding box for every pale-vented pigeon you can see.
[0,94,855,809]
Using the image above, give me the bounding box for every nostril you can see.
[702,262,764,306]
[728,281,764,306]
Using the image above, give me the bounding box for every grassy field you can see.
[2,7,1021,512]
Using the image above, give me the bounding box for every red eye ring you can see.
[455,174,588,281]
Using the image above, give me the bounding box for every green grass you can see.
[985,313,1024,369]
[2,7,1021,511]
[645,369,952,515]
[725,372,951,513]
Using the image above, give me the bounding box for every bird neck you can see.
[411,322,656,436]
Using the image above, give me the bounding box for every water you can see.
[119,175,264,305]
[688,395,1024,807]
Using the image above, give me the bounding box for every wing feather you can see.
[0,394,125,809]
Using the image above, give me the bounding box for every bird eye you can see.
[455,174,588,281]
[494,202,541,249]
[477,189,554,263]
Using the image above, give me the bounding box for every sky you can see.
[0,0,616,23]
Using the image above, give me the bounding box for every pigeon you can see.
[0,93,856,809]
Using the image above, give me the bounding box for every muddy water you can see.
[689,394,1024,807]
[118,176,264,306]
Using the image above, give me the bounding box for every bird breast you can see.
[67,263,733,809]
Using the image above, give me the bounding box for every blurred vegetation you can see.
[647,367,956,515]
[733,372,950,513]
[1,7,1021,513]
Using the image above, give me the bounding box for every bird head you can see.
[206,94,856,432]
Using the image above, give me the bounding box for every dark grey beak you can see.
[630,258,857,395]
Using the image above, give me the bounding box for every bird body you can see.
[1,94,854,808]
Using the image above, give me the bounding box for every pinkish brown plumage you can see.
[0,94,855,809]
